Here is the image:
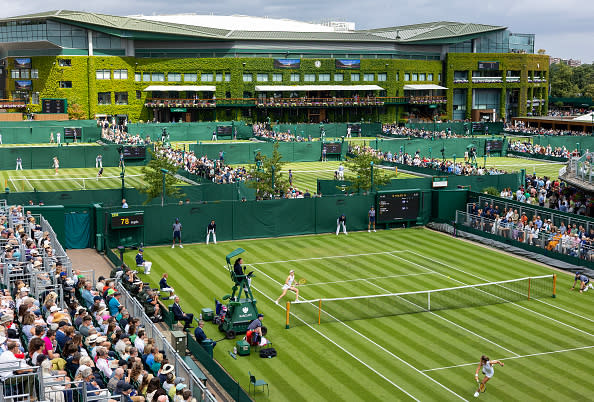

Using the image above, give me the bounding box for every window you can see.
[19,70,29,79]
[97,92,111,104]
[31,92,39,104]
[151,73,164,82]
[396,72,399,81]
[318,73,330,81]
[113,69,128,80]
[224,73,231,82]
[201,73,213,82]
[58,59,71,67]
[135,72,141,82]
[168,73,181,82]
[96,69,110,80]
[136,90,142,100]
[31,69,38,79]
[438,73,441,82]
[242,73,252,82]
[304,74,315,82]
[290,73,300,82]
[184,73,197,82]
[272,73,282,82]
[334,73,343,81]
[216,72,223,82]
[11,70,19,79]
[404,73,410,81]
[419,73,426,81]
[257,73,269,82]
[115,92,128,105]
[428,73,433,81]
[142,73,151,82]
[363,73,374,81]
[412,73,418,81]
[351,73,360,81]
[59,81,72,88]
[243,91,252,98]
[377,73,387,81]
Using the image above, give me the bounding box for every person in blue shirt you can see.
[159,273,175,300]
[135,249,152,275]
[194,320,216,348]
[108,292,122,316]
[571,272,593,293]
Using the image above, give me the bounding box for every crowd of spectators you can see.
[547,107,590,117]
[507,141,579,159]
[382,124,468,139]
[101,126,149,146]
[0,203,198,402]
[350,145,508,176]
[504,122,589,136]
[252,123,309,142]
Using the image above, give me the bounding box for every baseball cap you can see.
[176,383,187,391]
[139,248,144,252]
[257,313,264,318]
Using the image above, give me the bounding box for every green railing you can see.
[187,335,253,402]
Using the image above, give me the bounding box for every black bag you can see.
[259,348,277,358]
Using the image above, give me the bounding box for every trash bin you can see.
[201,339,215,359]
[236,340,250,356]
[96,234,103,252]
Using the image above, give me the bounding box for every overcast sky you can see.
[2,0,592,63]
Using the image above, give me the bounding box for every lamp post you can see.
[160,168,168,207]
[120,164,125,201]
[433,115,437,140]
[576,142,580,156]
[429,146,432,160]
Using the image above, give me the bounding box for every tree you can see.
[246,142,289,199]
[344,152,391,193]
[140,144,185,205]
[537,49,546,55]
[67,103,86,120]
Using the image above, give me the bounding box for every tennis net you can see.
[286,274,556,328]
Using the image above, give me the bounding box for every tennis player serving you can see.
[275,269,300,305]
[474,355,504,397]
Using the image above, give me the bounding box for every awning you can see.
[255,85,384,92]
[143,85,216,92]
[403,84,448,90]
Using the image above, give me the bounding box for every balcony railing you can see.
[0,99,27,108]
[506,77,521,83]
[471,77,503,83]
[453,79,469,84]
[409,96,447,105]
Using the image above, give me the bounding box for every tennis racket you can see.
[298,278,307,285]
[479,383,486,393]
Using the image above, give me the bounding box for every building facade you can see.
[0,11,549,123]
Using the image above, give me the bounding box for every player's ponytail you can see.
[481,355,489,363]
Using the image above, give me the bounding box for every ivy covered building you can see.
[0,10,549,123]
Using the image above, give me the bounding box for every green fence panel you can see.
[190,141,325,164]
[127,121,252,142]
[431,189,469,223]
[314,194,375,233]
[405,122,504,135]
[506,150,568,163]
[0,120,100,144]
[64,211,92,249]
[532,135,594,151]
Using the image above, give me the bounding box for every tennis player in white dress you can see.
[474,355,504,397]
[275,269,299,304]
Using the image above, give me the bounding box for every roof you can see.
[363,21,505,42]
[0,11,507,44]
[143,85,216,92]
[254,85,384,91]
[403,84,448,90]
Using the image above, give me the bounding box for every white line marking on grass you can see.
[366,264,520,357]
[250,250,406,265]
[300,272,434,287]
[8,176,18,192]
[21,176,33,191]
[403,250,594,339]
[422,345,594,372]
[221,265,420,401]
[250,264,468,401]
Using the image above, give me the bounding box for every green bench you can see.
[182,356,208,385]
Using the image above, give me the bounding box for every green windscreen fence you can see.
[0,120,101,144]
[127,121,253,141]
[532,135,594,150]
[369,137,508,158]
[404,122,504,135]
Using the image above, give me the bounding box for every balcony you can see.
[453,79,469,84]
[471,77,503,83]
[409,96,447,105]
[506,77,521,83]
[255,97,387,108]
[528,78,547,83]
[0,99,27,109]
[144,98,216,108]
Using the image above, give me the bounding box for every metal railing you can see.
[568,152,594,183]
[115,283,216,402]
[456,211,594,261]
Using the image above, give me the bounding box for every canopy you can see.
[254,85,384,92]
[403,84,448,90]
[143,85,216,92]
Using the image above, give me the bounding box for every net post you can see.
[427,292,431,311]
[285,302,290,329]
[527,277,531,301]
[318,299,322,325]
[552,274,557,298]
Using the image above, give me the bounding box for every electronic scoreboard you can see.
[63,127,81,139]
[485,139,503,153]
[216,126,233,136]
[377,191,421,222]
[110,211,144,229]
[121,146,146,159]
[42,99,67,114]
[322,142,342,155]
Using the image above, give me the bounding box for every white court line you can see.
[21,176,33,191]
[401,250,594,339]
[250,250,406,265]
[365,272,520,357]
[8,176,18,191]
[221,265,420,401]
[299,272,435,287]
[422,345,594,372]
[250,264,467,401]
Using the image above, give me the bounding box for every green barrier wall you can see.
[273,122,382,138]
[370,137,507,159]
[190,141,345,164]
[404,122,504,135]
[532,135,594,151]
[127,121,253,141]
[506,150,568,163]
[0,144,148,170]
[0,120,101,144]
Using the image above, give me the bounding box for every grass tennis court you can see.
[450,156,565,179]
[126,228,593,401]
[0,166,147,192]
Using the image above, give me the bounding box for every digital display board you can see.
[377,191,420,222]
[478,61,500,70]
[471,122,485,132]
[273,59,301,69]
[346,123,361,134]
[121,146,146,159]
[322,142,342,155]
[216,126,233,136]
[111,211,144,229]
[14,58,31,69]
[42,99,67,113]
[63,127,81,139]
[485,139,504,152]
[336,59,360,69]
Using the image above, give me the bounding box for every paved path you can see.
[67,248,113,278]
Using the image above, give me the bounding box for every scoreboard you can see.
[121,146,146,159]
[485,139,503,152]
[216,126,233,136]
[346,123,361,134]
[63,127,81,139]
[377,191,421,223]
[322,142,342,155]
[42,98,67,114]
[111,211,144,229]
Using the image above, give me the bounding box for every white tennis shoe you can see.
[474,391,479,397]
